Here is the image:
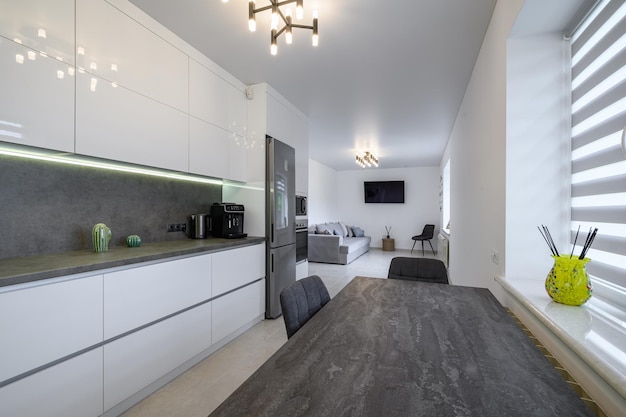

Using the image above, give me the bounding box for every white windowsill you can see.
[495,276,626,414]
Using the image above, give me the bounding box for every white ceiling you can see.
[128,0,498,171]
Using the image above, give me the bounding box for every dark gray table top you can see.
[210,276,594,417]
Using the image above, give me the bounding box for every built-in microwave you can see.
[296,195,307,217]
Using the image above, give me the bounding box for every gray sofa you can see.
[308,222,371,265]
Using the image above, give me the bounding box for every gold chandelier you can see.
[356,152,379,168]
[236,0,319,55]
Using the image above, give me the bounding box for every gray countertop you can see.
[0,236,265,288]
[210,276,594,417]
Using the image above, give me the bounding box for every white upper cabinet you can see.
[0,0,75,65]
[293,112,309,194]
[189,116,230,180]
[189,59,246,138]
[266,93,293,146]
[75,71,189,172]
[0,40,74,152]
[76,0,188,112]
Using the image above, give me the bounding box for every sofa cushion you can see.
[325,222,343,236]
[339,222,349,237]
[315,224,330,234]
[352,226,365,237]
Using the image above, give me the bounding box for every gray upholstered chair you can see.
[387,257,449,284]
[280,275,331,339]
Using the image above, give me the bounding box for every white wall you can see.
[308,159,340,225]
[309,160,440,251]
[505,34,571,282]
[445,0,525,297]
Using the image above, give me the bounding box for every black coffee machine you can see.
[209,203,247,239]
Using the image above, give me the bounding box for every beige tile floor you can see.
[120,248,433,417]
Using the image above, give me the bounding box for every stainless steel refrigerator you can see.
[266,135,296,319]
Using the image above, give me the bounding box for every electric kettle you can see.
[189,213,208,239]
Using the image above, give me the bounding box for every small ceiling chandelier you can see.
[356,152,379,168]
[242,0,318,55]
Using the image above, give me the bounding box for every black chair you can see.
[411,224,436,256]
[387,257,449,284]
[280,275,331,339]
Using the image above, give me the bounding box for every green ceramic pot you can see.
[92,223,111,253]
[126,234,142,248]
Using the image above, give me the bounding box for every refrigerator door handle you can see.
[271,253,274,273]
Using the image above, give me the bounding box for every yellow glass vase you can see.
[545,255,592,306]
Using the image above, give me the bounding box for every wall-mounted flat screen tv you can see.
[364,181,405,203]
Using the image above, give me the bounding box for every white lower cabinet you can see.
[103,302,212,410]
[104,254,212,339]
[0,243,265,416]
[0,348,103,417]
[212,279,265,344]
[212,243,265,296]
[0,274,103,382]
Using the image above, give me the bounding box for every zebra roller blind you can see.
[570,0,626,309]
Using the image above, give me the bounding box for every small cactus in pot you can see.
[126,234,142,248]
[92,223,111,253]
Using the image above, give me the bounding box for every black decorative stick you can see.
[538,226,557,256]
[580,228,598,259]
[570,225,580,258]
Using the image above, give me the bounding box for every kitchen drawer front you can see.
[212,243,265,296]
[212,279,265,344]
[0,348,103,417]
[0,274,103,382]
[103,254,212,339]
[0,40,75,153]
[103,302,212,411]
[75,71,189,172]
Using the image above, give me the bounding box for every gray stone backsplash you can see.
[0,154,222,259]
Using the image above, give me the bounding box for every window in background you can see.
[570,0,626,310]
[442,159,451,234]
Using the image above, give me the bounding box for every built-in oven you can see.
[295,218,308,263]
[296,195,307,217]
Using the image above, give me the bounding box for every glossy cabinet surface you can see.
[103,303,212,411]
[76,0,188,112]
[0,274,103,382]
[103,254,212,339]
[189,59,246,137]
[266,93,292,145]
[0,0,75,65]
[189,116,231,179]
[293,112,309,194]
[212,243,265,296]
[75,72,189,172]
[0,349,103,417]
[0,39,75,152]
[0,242,264,416]
[212,279,264,343]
